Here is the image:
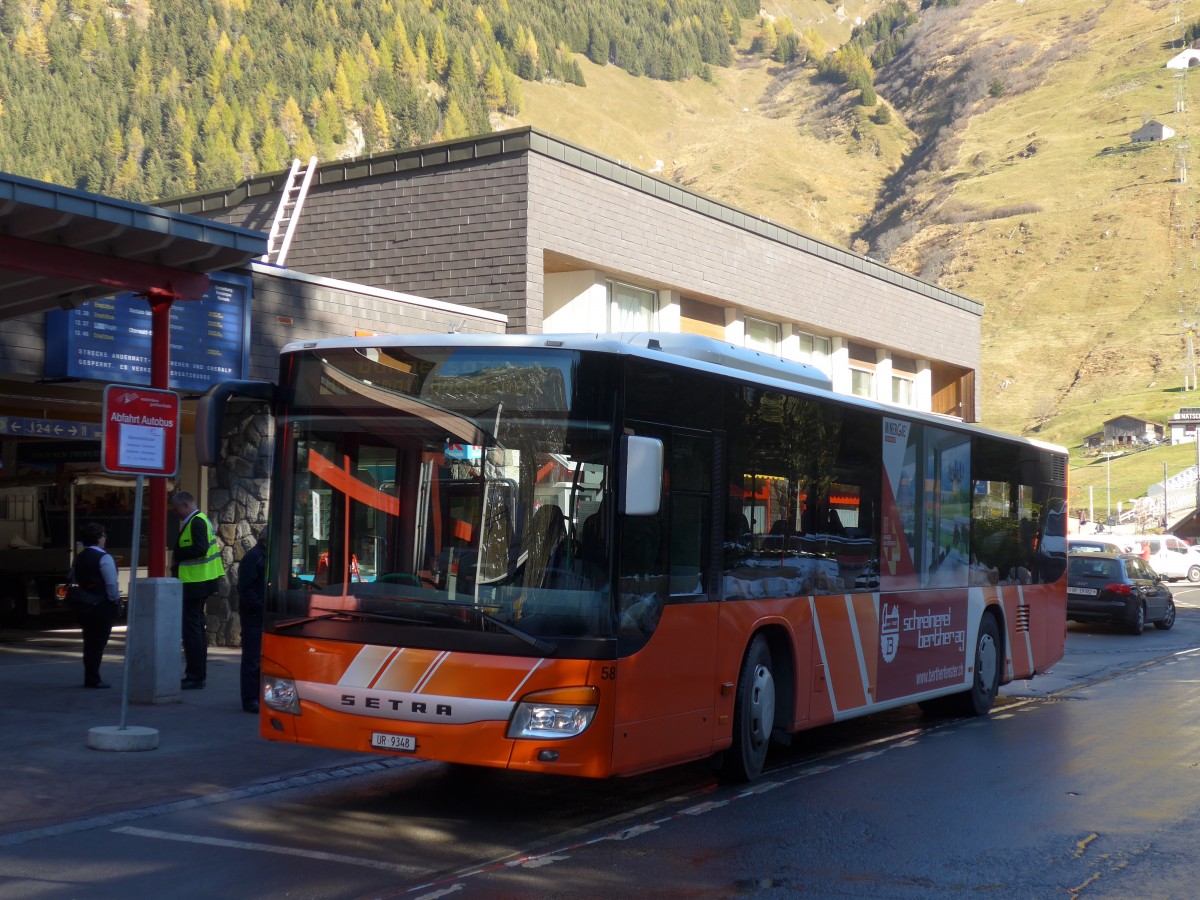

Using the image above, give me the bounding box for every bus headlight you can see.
[263,675,301,714]
[507,687,599,740]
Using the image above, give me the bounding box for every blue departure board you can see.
[44,272,251,392]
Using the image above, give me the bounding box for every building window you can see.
[744,317,781,353]
[851,368,875,398]
[797,331,831,374]
[891,353,917,407]
[608,281,657,331]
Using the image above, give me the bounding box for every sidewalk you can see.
[0,622,369,838]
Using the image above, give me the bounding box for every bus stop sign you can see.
[101,385,181,477]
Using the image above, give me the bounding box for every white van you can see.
[1125,534,1200,583]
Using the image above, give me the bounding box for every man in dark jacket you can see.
[237,528,267,713]
[72,522,122,688]
[171,491,224,689]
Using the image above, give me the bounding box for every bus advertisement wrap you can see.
[875,590,969,702]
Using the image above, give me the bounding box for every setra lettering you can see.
[339,692,454,717]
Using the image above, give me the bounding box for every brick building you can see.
[163,127,984,422]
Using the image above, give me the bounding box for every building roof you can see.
[158,127,983,318]
[0,171,266,320]
[1104,414,1160,427]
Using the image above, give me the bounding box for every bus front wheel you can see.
[722,634,775,782]
[955,613,1001,717]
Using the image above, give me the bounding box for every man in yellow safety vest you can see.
[171,491,225,689]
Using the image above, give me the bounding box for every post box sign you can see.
[101,385,181,477]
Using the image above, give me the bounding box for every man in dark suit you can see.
[237,528,268,713]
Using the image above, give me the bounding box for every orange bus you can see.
[200,333,1067,780]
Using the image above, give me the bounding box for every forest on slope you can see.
[0,0,756,200]
[4,0,1198,457]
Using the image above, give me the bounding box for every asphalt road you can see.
[3,587,1200,899]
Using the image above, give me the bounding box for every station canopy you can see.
[0,172,265,320]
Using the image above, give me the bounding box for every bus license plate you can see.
[1067,587,1098,596]
[371,732,416,751]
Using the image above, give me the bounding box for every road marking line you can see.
[113,825,430,875]
[0,757,418,847]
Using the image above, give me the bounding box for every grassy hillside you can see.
[894,0,1192,445]
[516,27,908,245]
[516,0,1199,478]
[1071,442,1200,522]
[514,0,886,244]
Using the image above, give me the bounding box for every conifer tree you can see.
[441,96,469,140]
[414,33,430,81]
[396,31,420,82]
[484,63,506,111]
[368,99,391,152]
[280,96,305,145]
[257,124,290,172]
[431,28,449,77]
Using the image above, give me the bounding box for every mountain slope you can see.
[515,0,1199,450]
[2,0,1196,455]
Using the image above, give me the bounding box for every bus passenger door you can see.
[611,426,721,774]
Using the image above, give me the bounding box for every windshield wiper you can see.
[276,600,557,655]
[274,608,430,630]
[372,595,556,654]
[465,605,557,656]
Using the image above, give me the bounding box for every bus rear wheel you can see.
[722,634,775,782]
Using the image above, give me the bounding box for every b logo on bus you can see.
[880,602,900,664]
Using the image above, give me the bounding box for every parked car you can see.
[1123,534,1200,583]
[1066,552,1175,635]
[1068,536,1133,555]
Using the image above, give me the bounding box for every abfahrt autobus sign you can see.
[101,385,180,477]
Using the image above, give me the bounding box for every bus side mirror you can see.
[620,435,663,516]
[195,380,278,466]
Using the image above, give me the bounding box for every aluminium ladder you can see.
[260,156,319,266]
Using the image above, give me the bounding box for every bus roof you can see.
[283,331,1066,456]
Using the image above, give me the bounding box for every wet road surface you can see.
[3,590,1200,898]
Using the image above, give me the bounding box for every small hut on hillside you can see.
[1167,48,1200,69]
[1131,121,1176,143]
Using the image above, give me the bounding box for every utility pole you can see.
[1184,326,1198,390]
[1107,452,1113,521]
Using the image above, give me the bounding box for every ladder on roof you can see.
[260,156,318,267]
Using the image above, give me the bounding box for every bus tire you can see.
[953,612,1002,717]
[722,634,775,782]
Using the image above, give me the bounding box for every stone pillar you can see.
[127,578,183,704]
[207,402,274,647]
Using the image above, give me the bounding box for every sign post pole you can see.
[118,474,144,732]
[87,385,181,753]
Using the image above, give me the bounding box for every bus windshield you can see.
[279,345,615,650]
